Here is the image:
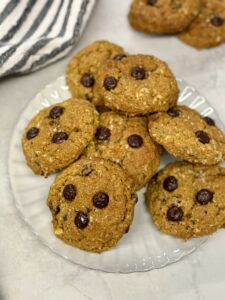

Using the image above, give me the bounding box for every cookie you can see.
[97,54,179,115]
[66,40,125,106]
[22,99,99,176]
[128,0,201,34]
[146,162,225,239]
[178,0,225,49]
[47,158,136,253]
[84,112,160,190]
[148,105,225,165]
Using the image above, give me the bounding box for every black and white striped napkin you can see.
[0,0,95,78]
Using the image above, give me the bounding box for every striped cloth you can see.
[0,0,95,78]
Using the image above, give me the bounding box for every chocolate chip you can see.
[210,16,224,27]
[131,66,146,80]
[127,134,143,148]
[26,127,39,140]
[167,205,183,222]
[81,164,93,176]
[131,192,138,204]
[167,107,180,117]
[52,132,68,144]
[92,192,109,209]
[113,53,127,60]
[63,214,68,221]
[63,184,77,201]
[81,73,95,87]
[163,176,178,192]
[103,76,117,90]
[147,0,157,5]
[74,212,89,229]
[195,131,210,144]
[196,189,214,205]
[49,106,64,119]
[203,116,215,126]
[95,127,111,141]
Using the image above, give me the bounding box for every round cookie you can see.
[178,0,225,49]
[128,0,201,34]
[97,54,179,115]
[146,162,225,239]
[148,105,225,165]
[22,99,99,176]
[66,40,125,106]
[84,112,161,190]
[47,158,136,253]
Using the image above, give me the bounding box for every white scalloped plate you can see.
[8,76,225,273]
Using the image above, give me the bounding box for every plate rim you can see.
[9,75,224,273]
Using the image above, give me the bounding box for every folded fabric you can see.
[0,0,96,78]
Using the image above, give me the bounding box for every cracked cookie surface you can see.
[146,162,225,239]
[128,0,201,33]
[148,105,225,165]
[47,158,136,253]
[97,54,179,115]
[66,40,125,106]
[22,99,99,176]
[84,112,160,190]
[178,0,225,48]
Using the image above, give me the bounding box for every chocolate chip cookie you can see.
[146,162,225,239]
[66,40,125,106]
[97,54,179,115]
[178,0,225,48]
[84,112,160,190]
[47,158,136,253]
[148,105,225,165]
[128,0,201,34]
[22,99,99,176]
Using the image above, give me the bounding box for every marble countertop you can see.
[1,1,225,299]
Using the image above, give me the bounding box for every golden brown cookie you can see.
[47,158,136,253]
[66,40,125,106]
[84,112,160,190]
[148,105,225,165]
[97,54,179,115]
[128,0,201,33]
[178,0,225,49]
[146,162,225,239]
[22,99,99,176]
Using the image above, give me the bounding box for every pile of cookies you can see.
[128,0,225,49]
[22,40,225,253]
